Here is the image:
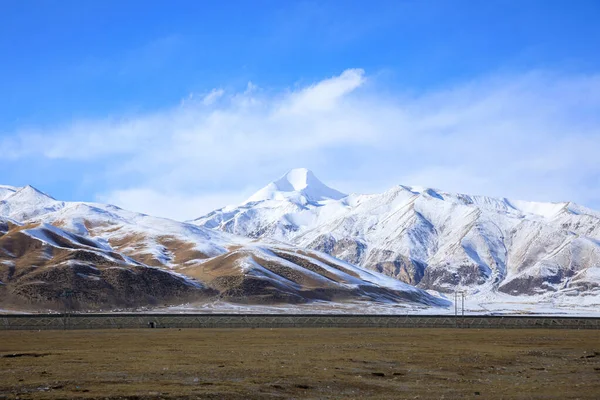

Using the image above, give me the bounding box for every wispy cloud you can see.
[201,88,225,106]
[3,69,600,219]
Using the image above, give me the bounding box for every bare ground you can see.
[1,328,599,399]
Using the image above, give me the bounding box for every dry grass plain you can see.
[1,328,599,399]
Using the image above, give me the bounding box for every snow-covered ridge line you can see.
[0,178,448,310]
[192,168,600,302]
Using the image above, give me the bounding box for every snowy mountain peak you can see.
[276,168,320,191]
[10,185,57,202]
[244,168,347,204]
[0,184,63,221]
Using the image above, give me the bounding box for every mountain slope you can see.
[193,170,600,299]
[0,184,446,311]
[0,218,215,311]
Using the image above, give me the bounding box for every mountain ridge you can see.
[0,183,446,311]
[193,170,600,301]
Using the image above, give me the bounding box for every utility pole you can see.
[453,272,459,327]
[454,291,458,328]
[454,290,466,328]
[454,291,457,317]
[60,289,75,330]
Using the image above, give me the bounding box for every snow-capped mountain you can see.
[192,169,600,300]
[0,183,445,311]
[246,168,347,204]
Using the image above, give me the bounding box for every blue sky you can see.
[2,1,600,219]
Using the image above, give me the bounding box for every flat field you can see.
[1,328,599,399]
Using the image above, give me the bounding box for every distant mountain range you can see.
[0,183,445,311]
[193,168,600,302]
[2,168,599,313]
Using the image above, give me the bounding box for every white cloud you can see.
[280,68,366,114]
[3,69,600,219]
[202,88,225,105]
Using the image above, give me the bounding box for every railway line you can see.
[1,313,599,330]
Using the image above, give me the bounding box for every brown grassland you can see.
[1,328,599,399]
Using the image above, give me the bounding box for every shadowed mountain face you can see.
[0,185,447,311]
[193,169,600,298]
